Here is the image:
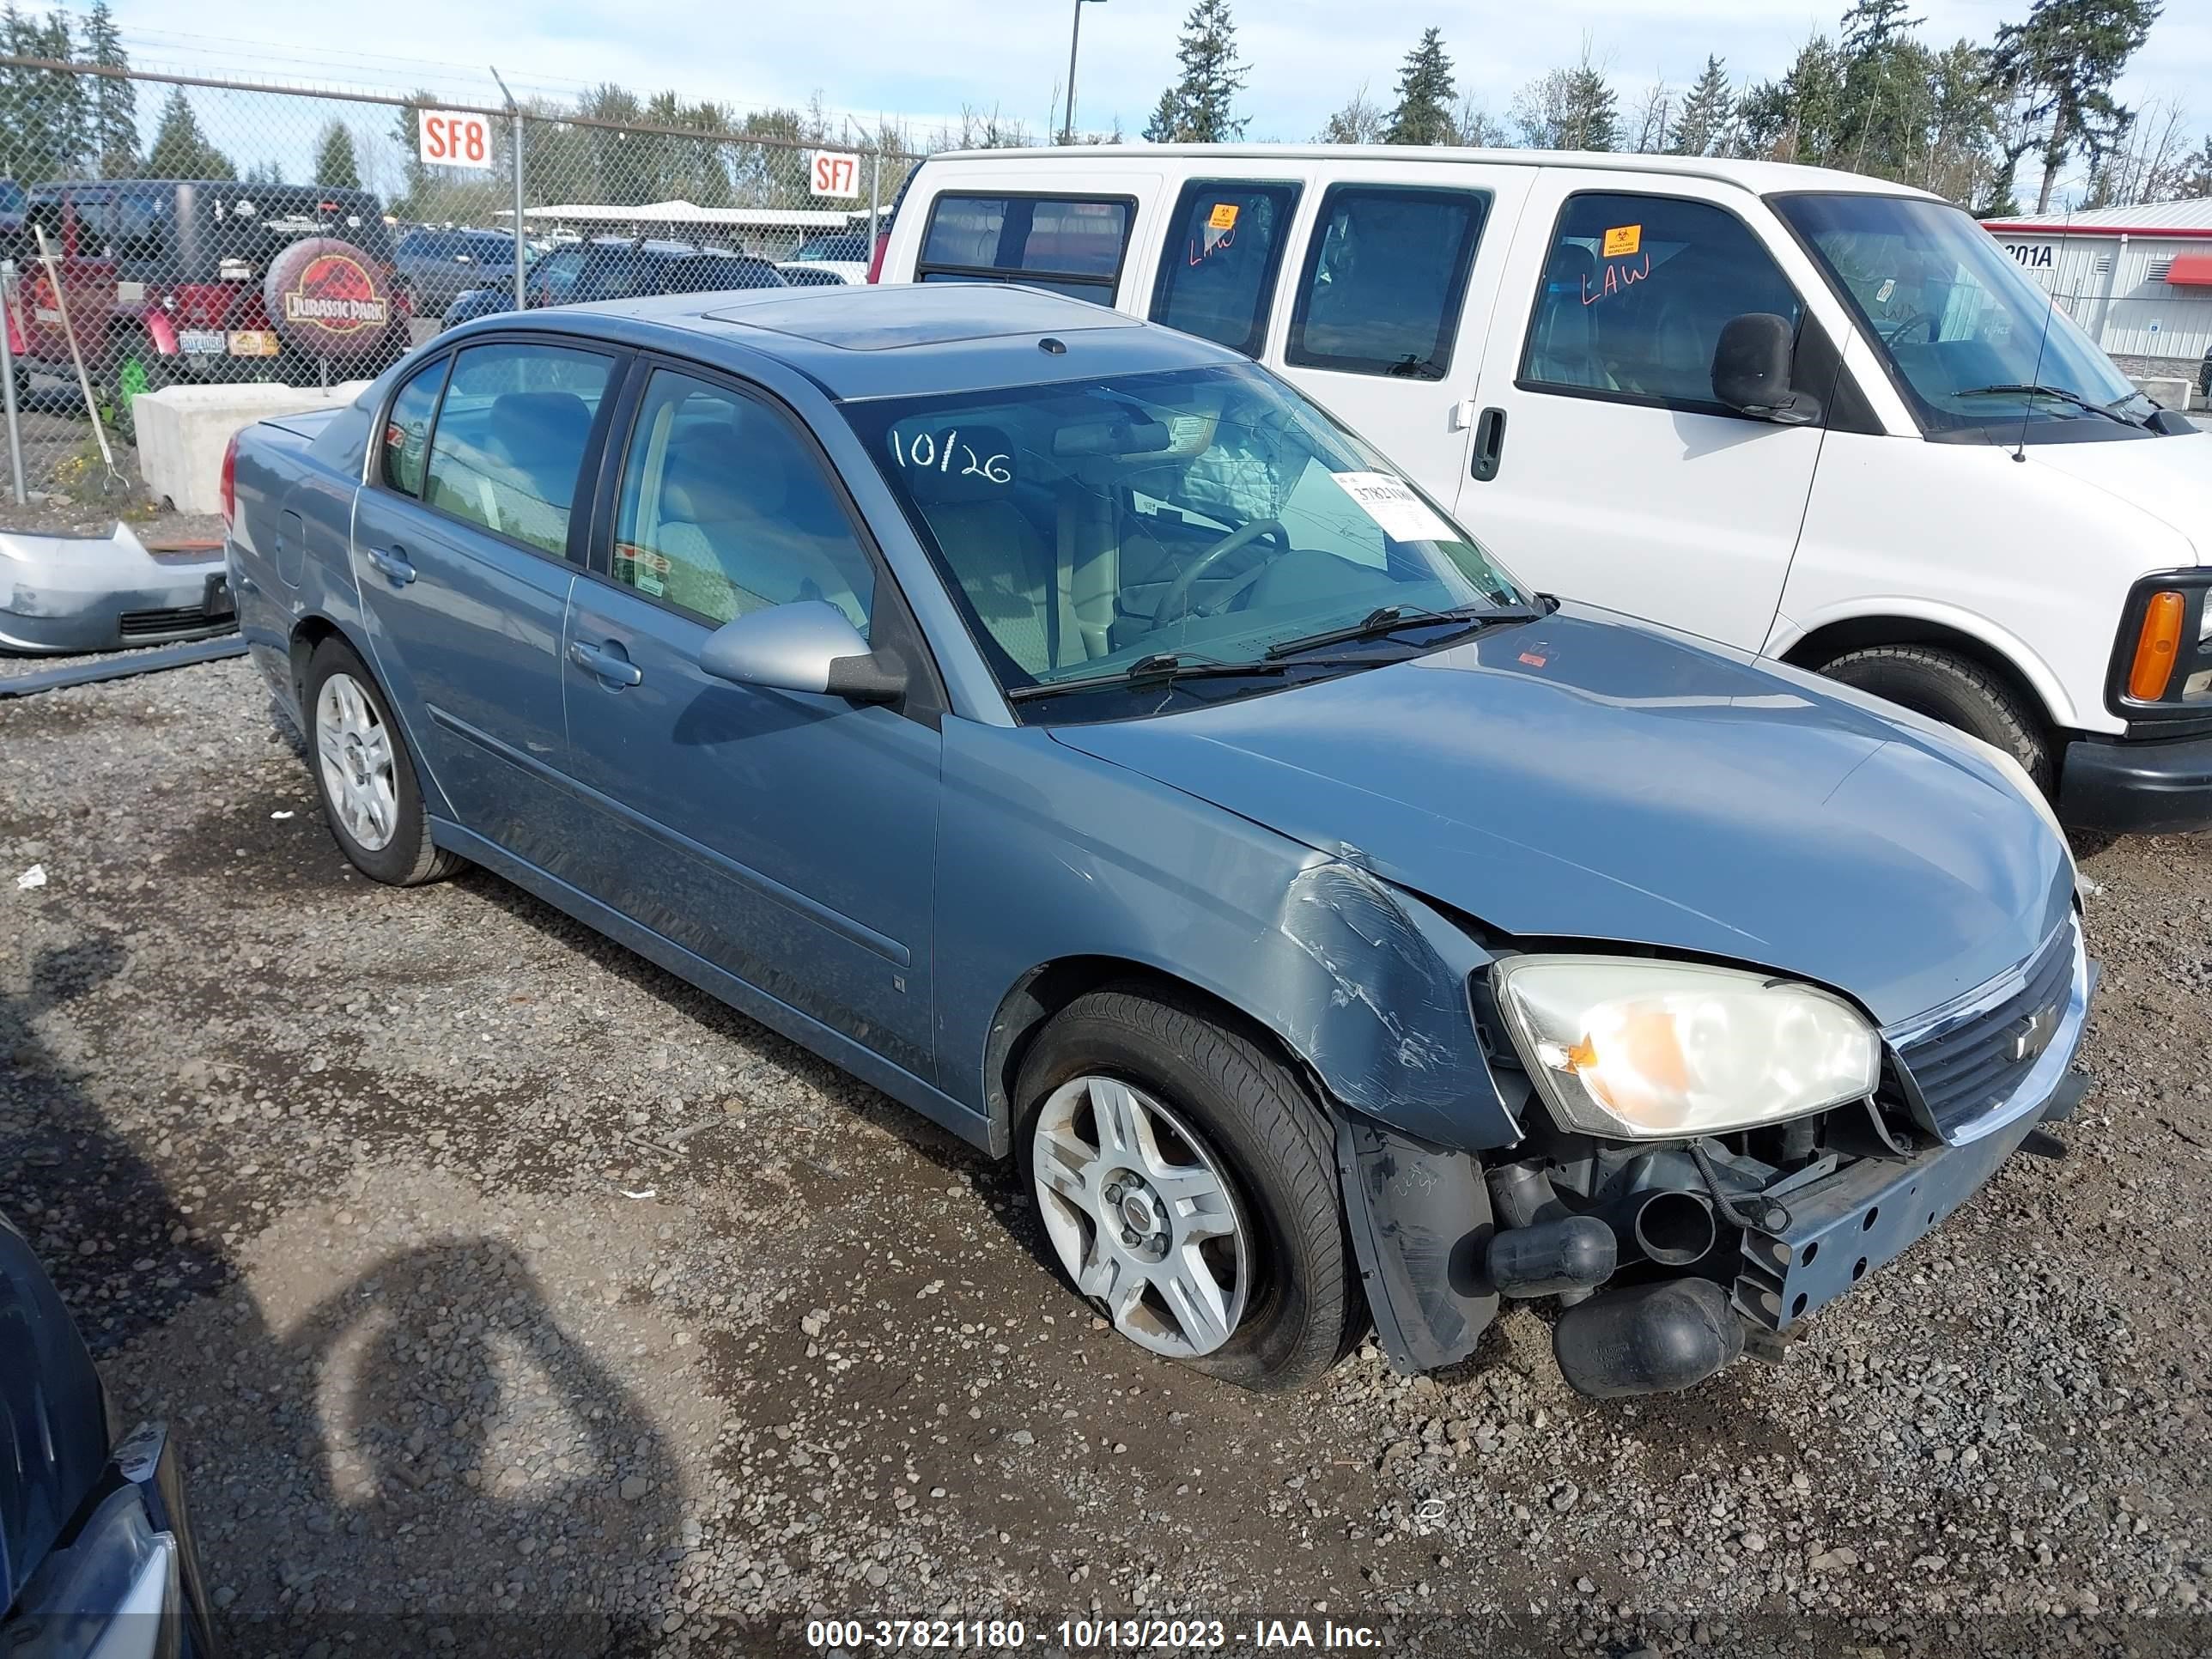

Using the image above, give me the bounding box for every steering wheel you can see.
[1879,310,1936,347]
[1154,520,1286,628]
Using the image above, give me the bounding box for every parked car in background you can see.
[878,146,2212,833]
[0,178,25,241]
[1,1209,216,1656]
[786,230,871,287]
[225,283,2089,1402]
[5,179,410,399]
[438,237,784,329]
[396,225,534,313]
[775,261,853,287]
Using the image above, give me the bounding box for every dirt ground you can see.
[2,653,2207,1658]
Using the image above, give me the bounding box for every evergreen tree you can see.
[1838,0,1924,172]
[1511,58,1620,151]
[1142,0,1248,143]
[82,0,135,177]
[1738,36,1850,164]
[1987,0,2160,212]
[0,8,92,181]
[390,88,438,216]
[144,85,234,180]
[1385,27,1456,146]
[313,120,361,190]
[1670,55,1734,156]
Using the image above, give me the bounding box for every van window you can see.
[917,194,1132,303]
[1149,179,1301,358]
[1520,192,1802,412]
[1285,185,1487,380]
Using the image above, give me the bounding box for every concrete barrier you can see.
[134,380,371,514]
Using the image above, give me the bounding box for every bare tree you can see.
[1316,82,1387,144]
[1627,75,1672,154]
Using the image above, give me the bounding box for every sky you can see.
[60,0,2212,195]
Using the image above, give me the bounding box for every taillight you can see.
[219,433,239,532]
[866,230,890,285]
[2129,590,2185,702]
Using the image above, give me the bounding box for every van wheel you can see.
[302,636,463,885]
[1014,987,1360,1392]
[1819,644,2053,790]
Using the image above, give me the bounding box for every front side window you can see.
[1520,192,1802,410]
[422,341,613,556]
[1149,179,1302,358]
[1774,191,2150,437]
[842,363,1528,716]
[379,355,448,496]
[611,368,875,632]
[917,194,1133,303]
[1285,185,1487,380]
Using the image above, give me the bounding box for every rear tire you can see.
[1015,986,1360,1392]
[302,636,463,886]
[1819,644,2053,791]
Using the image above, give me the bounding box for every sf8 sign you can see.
[810,151,861,200]
[419,110,495,171]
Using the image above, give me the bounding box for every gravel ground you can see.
[2,655,2208,1658]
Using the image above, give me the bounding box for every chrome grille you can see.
[1887,920,2080,1141]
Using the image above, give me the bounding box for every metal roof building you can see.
[1980,198,2212,367]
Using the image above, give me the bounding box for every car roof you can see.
[921,143,1948,203]
[475,283,1236,401]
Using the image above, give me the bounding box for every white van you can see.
[875,145,2212,832]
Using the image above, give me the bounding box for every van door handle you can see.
[1469,407,1508,483]
[363,545,416,586]
[569,638,643,688]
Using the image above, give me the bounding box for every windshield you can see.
[1776,192,2146,436]
[845,363,1529,714]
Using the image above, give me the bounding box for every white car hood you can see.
[2027,429,2212,562]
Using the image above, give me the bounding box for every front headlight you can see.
[1492,956,1880,1139]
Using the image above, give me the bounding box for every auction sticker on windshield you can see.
[1332,471,1456,544]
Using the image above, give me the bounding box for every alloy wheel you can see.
[1031,1075,1252,1358]
[315,672,399,853]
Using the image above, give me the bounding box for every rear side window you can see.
[917,193,1133,303]
[379,355,448,496]
[423,342,613,556]
[1519,191,1802,410]
[1285,185,1488,380]
[1149,179,1302,359]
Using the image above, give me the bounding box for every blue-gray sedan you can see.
[223,284,2091,1398]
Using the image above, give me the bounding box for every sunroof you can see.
[702,284,1139,351]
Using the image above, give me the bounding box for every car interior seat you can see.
[1527,242,1607,389]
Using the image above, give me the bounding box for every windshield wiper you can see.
[1262,603,1532,660]
[1954,384,2144,428]
[1005,653,1292,702]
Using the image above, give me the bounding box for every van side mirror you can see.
[697,599,906,704]
[1712,313,1820,426]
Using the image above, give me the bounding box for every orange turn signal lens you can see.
[2129,592,2186,702]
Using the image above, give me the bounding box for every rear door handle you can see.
[1469,407,1508,483]
[363,545,416,586]
[569,638,643,688]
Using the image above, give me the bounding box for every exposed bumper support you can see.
[1,524,233,655]
[2059,728,2212,835]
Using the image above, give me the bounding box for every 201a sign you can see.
[419,110,495,171]
[811,151,861,199]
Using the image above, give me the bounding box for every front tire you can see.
[302,637,462,885]
[1819,644,2053,791]
[1015,987,1359,1391]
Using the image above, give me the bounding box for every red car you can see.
[6,179,410,404]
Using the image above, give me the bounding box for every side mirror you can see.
[697,599,906,704]
[1711,313,1820,425]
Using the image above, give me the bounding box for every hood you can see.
[0,1210,109,1611]
[1050,608,2075,1027]
[2027,428,2212,562]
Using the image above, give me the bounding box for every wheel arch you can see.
[1774,605,2076,734]
[982,955,1329,1156]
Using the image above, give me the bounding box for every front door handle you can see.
[1469,407,1508,483]
[363,545,416,586]
[569,638,643,688]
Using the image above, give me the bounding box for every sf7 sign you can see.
[419,109,495,170]
[811,151,861,200]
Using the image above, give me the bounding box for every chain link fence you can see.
[0,58,925,503]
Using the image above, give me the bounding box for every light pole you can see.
[1062,0,1106,145]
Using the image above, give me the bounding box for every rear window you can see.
[917,193,1133,303]
[665,255,784,294]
